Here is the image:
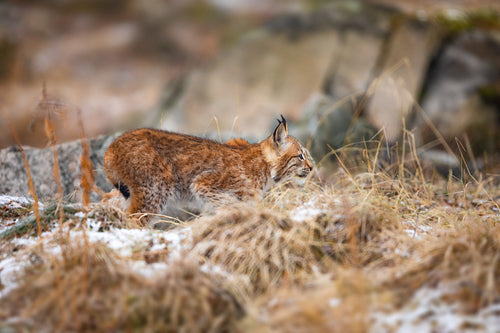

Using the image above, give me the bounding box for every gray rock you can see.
[155,3,394,149]
[294,92,377,162]
[159,28,341,139]
[0,134,119,203]
[153,3,499,172]
[325,30,384,100]
[366,21,441,142]
[416,30,500,154]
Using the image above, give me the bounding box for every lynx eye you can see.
[297,154,305,161]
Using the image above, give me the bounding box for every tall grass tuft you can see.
[2,110,42,238]
[37,83,66,228]
[0,239,245,332]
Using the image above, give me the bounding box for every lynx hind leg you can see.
[104,145,175,223]
[102,189,130,212]
[103,154,133,212]
[127,174,175,223]
[127,189,152,223]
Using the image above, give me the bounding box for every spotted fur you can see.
[224,138,251,149]
[103,116,313,220]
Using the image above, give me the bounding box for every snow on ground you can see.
[0,195,193,298]
[402,220,432,239]
[371,285,500,333]
[289,194,330,222]
[2,195,500,332]
[0,196,33,207]
[0,257,26,298]
[0,196,43,233]
[0,224,192,297]
[75,226,191,258]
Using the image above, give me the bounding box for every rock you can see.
[294,92,377,162]
[416,30,500,154]
[418,149,486,178]
[299,27,385,162]
[155,3,499,173]
[366,20,441,142]
[155,0,400,139]
[325,30,384,100]
[157,3,394,149]
[0,134,118,203]
[159,28,341,138]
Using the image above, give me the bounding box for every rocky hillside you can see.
[1,1,499,202]
[157,2,499,163]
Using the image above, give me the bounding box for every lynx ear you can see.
[272,115,288,147]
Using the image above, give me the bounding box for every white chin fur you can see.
[293,177,307,186]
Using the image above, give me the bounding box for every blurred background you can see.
[0,0,499,170]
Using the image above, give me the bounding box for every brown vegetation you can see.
[1,241,244,332]
[1,152,499,331]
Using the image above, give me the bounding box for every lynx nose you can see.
[306,160,313,172]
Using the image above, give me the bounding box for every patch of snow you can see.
[10,237,38,248]
[289,196,328,222]
[371,284,500,333]
[291,207,326,222]
[73,211,104,231]
[200,262,228,276]
[0,221,193,299]
[0,257,28,298]
[329,298,341,308]
[0,195,33,207]
[394,247,411,259]
[130,260,169,278]
[163,227,192,257]
[0,195,46,233]
[0,195,44,211]
[402,220,432,239]
[69,226,191,258]
[74,211,86,219]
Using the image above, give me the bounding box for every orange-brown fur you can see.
[224,138,251,149]
[104,117,313,220]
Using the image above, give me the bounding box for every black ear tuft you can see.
[280,115,287,130]
[274,117,282,141]
[273,115,288,147]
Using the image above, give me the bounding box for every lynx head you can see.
[264,115,314,185]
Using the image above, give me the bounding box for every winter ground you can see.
[1,171,499,332]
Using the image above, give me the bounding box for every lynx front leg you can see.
[191,172,255,209]
[191,174,236,208]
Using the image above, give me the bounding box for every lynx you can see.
[103,116,313,220]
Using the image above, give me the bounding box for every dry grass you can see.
[241,272,379,333]
[0,238,245,332]
[233,169,499,332]
[2,110,42,238]
[391,209,500,311]
[1,160,499,332]
[185,204,325,295]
